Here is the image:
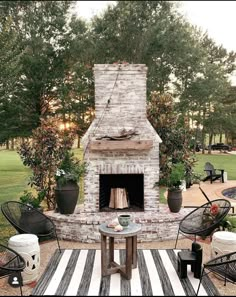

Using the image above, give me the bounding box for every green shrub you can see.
[220,215,236,232]
[19,190,46,208]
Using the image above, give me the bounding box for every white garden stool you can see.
[8,234,40,285]
[211,231,236,258]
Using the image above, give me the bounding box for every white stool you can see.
[8,234,40,285]
[211,231,236,258]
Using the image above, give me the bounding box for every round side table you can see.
[211,231,236,258]
[99,222,141,280]
[8,234,40,284]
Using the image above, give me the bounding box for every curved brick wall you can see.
[47,205,190,243]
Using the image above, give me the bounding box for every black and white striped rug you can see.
[32,249,219,296]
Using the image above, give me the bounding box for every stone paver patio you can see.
[1,179,236,296]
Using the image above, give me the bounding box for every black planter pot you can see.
[167,189,183,213]
[55,181,79,214]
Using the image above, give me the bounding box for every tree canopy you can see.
[0,0,236,148]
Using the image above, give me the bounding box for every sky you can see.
[179,1,236,53]
[75,1,116,20]
[75,1,236,53]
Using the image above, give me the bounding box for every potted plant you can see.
[163,162,186,213]
[55,150,86,214]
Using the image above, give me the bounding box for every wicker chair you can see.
[1,201,61,252]
[0,244,26,296]
[175,199,231,248]
[196,251,236,295]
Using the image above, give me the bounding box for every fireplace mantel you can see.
[89,140,153,151]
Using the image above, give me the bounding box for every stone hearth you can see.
[47,205,190,243]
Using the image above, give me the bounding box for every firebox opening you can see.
[99,174,144,212]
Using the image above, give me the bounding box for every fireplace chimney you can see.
[81,64,162,213]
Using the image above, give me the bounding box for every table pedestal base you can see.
[101,235,137,280]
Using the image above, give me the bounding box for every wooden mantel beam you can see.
[89,140,153,151]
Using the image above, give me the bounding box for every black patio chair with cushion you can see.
[0,243,26,296]
[202,162,224,183]
[196,251,236,295]
[1,201,61,253]
[175,198,231,248]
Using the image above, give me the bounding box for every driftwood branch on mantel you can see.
[89,140,153,151]
[96,129,139,141]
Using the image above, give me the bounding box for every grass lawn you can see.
[194,153,236,180]
[0,150,31,244]
[0,149,235,244]
[0,148,84,245]
[1,149,236,205]
[0,150,31,203]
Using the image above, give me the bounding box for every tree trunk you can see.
[208,133,213,154]
[77,135,80,148]
[11,138,14,150]
[219,133,222,143]
[201,131,206,154]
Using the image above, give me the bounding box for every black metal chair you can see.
[196,251,236,295]
[0,243,26,296]
[199,186,235,214]
[202,162,224,183]
[175,198,231,248]
[1,201,61,252]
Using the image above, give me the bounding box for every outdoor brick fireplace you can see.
[82,64,161,214]
[48,64,189,243]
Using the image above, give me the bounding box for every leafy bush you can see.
[147,92,197,187]
[220,215,236,232]
[159,162,185,191]
[18,117,77,210]
[19,189,46,208]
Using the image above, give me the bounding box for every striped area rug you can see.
[32,249,219,296]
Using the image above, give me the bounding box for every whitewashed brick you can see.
[45,64,191,243]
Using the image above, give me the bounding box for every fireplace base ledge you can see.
[46,205,192,243]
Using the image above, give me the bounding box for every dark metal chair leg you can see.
[175,228,180,249]
[196,267,204,296]
[54,231,61,252]
[18,272,23,296]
